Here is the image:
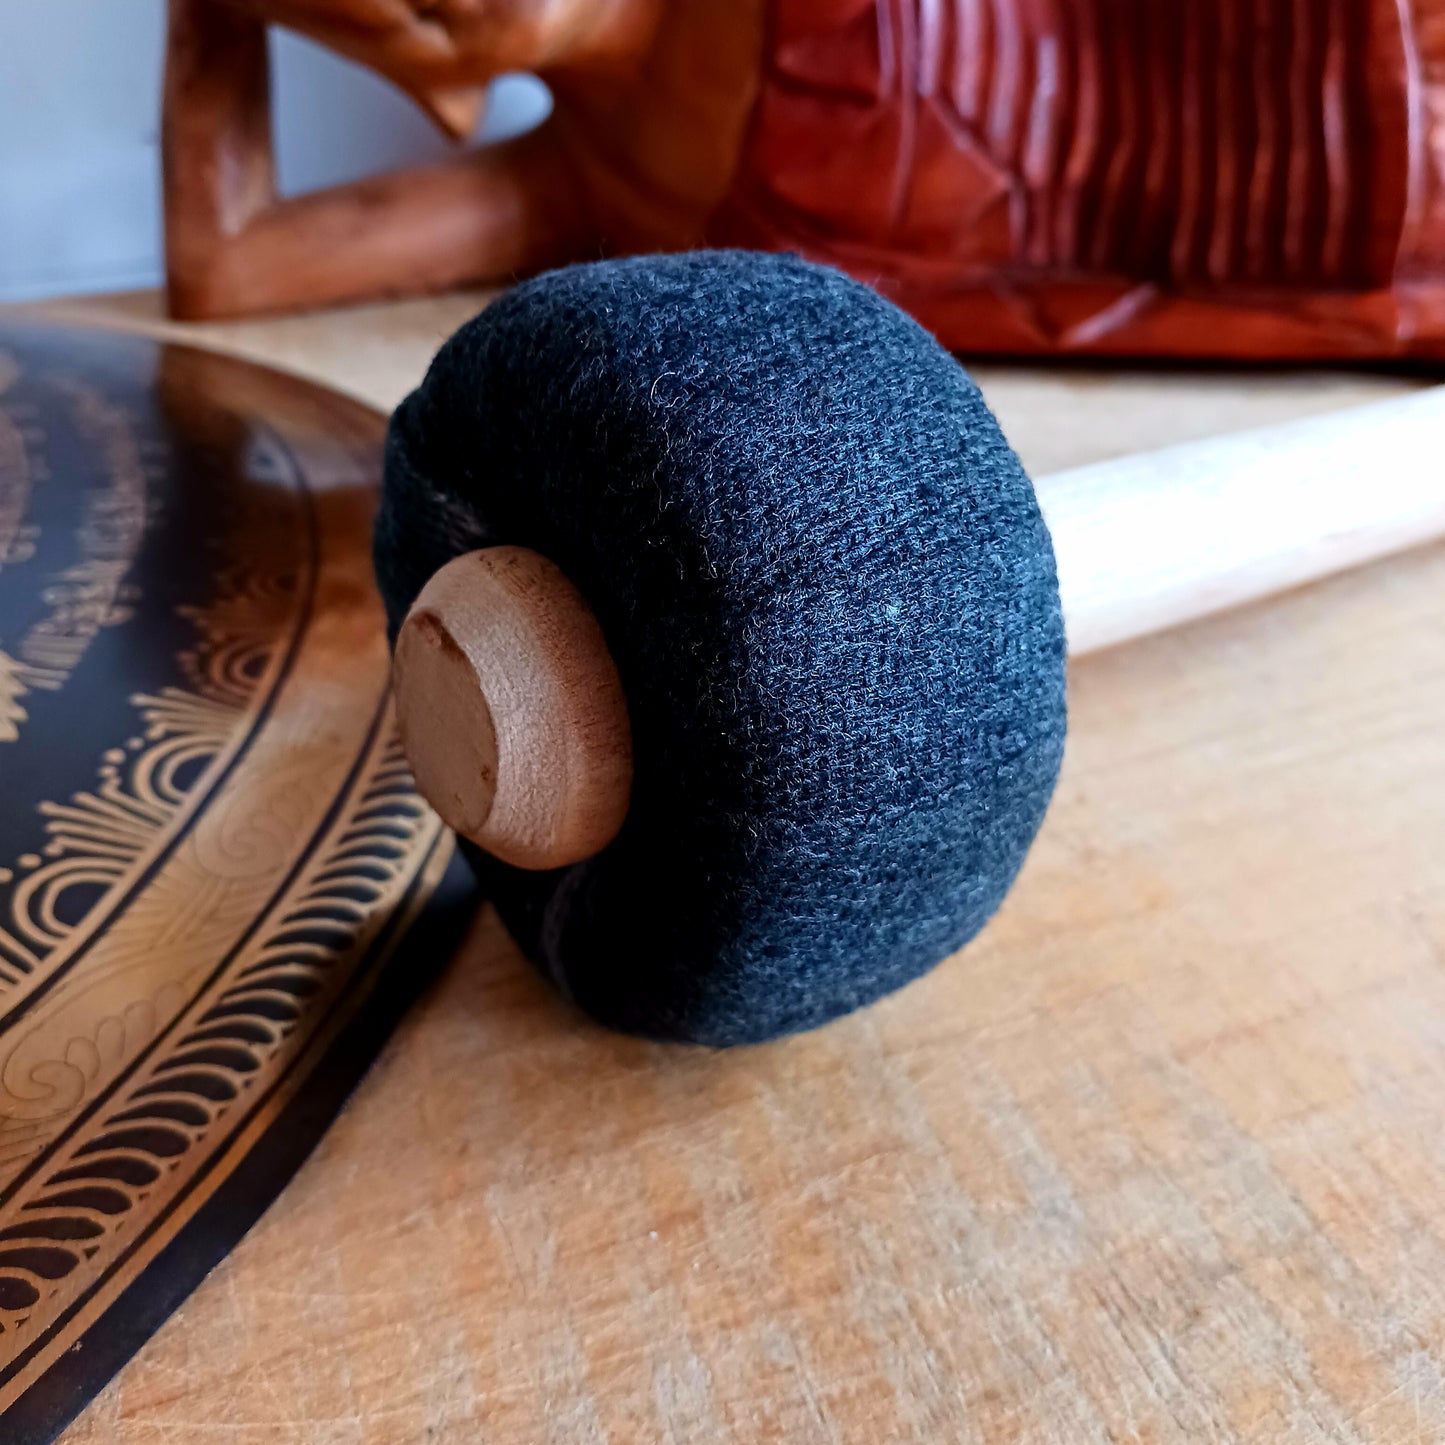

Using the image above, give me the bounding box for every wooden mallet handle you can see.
[1043,385,1445,654]
[394,389,1445,868]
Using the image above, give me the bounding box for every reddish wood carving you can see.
[163,0,1445,360]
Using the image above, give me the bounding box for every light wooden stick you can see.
[394,389,1445,867]
[1041,385,1445,655]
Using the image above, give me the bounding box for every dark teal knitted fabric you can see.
[376,251,1066,1046]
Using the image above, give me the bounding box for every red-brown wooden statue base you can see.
[164,0,1445,361]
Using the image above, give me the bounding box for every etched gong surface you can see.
[0,323,460,1442]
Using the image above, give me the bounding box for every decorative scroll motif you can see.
[0,719,443,1328]
[0,689,240,981]
[0,656,61,748]
[0,509,296,988]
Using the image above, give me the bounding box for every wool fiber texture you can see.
[376,250,1066,1045]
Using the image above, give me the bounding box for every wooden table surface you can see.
[22,291,1445,1443]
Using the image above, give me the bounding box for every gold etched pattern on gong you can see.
[0,443,305,992]
[0,384,31,575]
[0,354,453,1400]
[0,331,458,1424]
[0,715,447,1365]
[0,378,152,748]
[0,377,38,743]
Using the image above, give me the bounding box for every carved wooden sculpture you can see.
[164,0,1445,359]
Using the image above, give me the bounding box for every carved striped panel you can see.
[748,0,1414,288]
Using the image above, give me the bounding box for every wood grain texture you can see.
[17,290,1445,1444]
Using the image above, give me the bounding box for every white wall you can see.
[0,0,550,301]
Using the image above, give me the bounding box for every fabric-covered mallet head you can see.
[376,250,1445,1047]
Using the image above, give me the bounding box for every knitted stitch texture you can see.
[377,250,1066,1045]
